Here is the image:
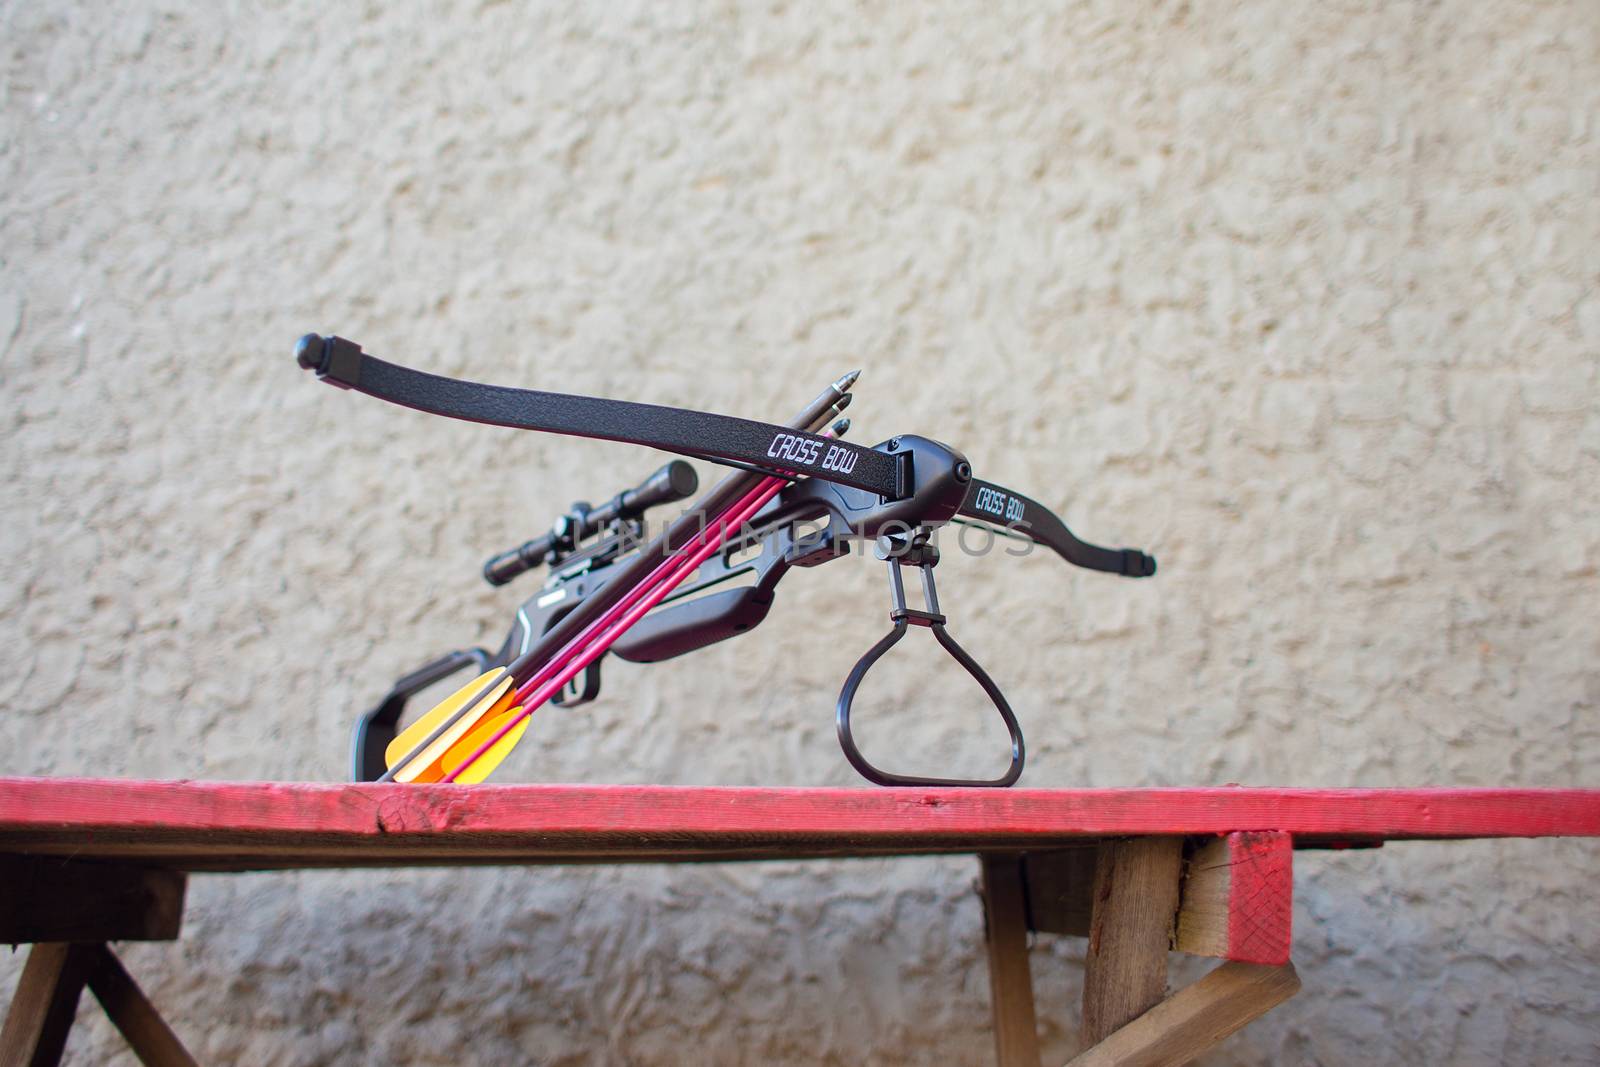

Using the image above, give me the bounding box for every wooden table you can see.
[3,779,1598,1066]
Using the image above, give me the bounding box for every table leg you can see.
[1080,837,1184,1046]
[81,944,199,1067]
[981,854,1042,1067]
[0,943,90,1067]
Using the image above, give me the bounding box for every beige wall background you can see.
[3,1,1597,1063]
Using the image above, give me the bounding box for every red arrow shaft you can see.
[440,470,790,782]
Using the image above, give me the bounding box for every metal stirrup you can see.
[835,531,1025,788]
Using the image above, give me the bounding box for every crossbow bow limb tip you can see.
[295,332,1156,787]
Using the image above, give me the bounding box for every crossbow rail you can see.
[3,779,1598,1066]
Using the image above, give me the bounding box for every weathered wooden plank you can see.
[0,944,88,1067]
[1080,838,1184,1046]
[1174,833,1292,965]
[0,780,1596,872]
[980,855,1041,1067]
[0,858,185,944]
[81,945,198,1067]
[1067,962,1301,1067]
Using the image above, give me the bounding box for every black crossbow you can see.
[296,333,1156,787]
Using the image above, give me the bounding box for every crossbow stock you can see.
[297,333,1155,787]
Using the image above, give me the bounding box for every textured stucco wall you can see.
[3,2,1598,1063]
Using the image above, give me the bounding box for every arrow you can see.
[373,376,857,784]
[439,416,852,784]
[385,466,788,784]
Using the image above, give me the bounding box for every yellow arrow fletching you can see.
[384,668,507,768]
[389,674,515,784]
[395,679,516,784]
[441,707,530,785]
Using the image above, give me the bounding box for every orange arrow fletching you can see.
[440,705,529,785]
[386,671,515,784]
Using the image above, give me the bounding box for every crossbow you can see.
[296,333,1156,788]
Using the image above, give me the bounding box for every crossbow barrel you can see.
[491,372,855,687]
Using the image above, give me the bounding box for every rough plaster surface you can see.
[2,1,1597,1063]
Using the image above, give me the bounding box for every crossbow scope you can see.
[481,460,700,586]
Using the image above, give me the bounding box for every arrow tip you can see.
[832,369,861,394]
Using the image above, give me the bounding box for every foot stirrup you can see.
[835,530,1025,788]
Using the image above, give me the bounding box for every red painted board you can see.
[0,780,1596,872]
[1225,831,1294,966]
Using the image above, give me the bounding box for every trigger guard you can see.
[550,660,602,707]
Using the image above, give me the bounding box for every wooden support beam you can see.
[0,858,185,944]
[1080,837,1183,1046]
[0,944,88,1067]
[1174,832,1292,965]
[980,854,1041,1067]
[80,944,198,1067]
[1066,962,1301,1067]
[1025,833,1294,966]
